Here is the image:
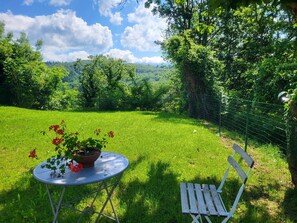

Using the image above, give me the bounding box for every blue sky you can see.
[0,0,167,64]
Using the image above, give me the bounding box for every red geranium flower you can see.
[69,163,83,173]
[52,137,63,145]
[56,129,64,135]
[36,120,114,176]
[49,125,60,132]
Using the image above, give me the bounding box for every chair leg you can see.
[204,216,212,223]
[221,215,232,223]
[190,214,203,223]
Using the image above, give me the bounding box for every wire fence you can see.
[197,94,288,152]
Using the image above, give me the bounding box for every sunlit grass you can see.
[0,106,296,222]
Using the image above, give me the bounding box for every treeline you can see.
[0,23,178,111]
[46,61,170,86]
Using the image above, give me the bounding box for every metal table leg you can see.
[95,173,123,223]
[46,184,66,223]
[44,173,123,223]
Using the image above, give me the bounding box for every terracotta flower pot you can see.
[73,149,101,168]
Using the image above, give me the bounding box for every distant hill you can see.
[46,61,172,87]
[134,64,171,83]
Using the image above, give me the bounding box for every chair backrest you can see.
[218,144,254,190]
[218,144,254,217]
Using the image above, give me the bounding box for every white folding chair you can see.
[180,144,254,223]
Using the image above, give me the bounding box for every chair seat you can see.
[180,182,228,217]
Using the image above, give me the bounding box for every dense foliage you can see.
[0,24,68,109]
[146,0,296,111]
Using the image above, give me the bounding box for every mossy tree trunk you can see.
[183,63,201,118]
[288,105,297,189]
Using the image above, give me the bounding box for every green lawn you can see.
[0,106,296,222]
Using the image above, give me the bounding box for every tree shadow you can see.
[0,170,59,222]
[282,188,297,223]
[1,157,296,222]
[118,161,183,223]
[117,159,292,223]
[140,111,198,125]
[0,169,119,223]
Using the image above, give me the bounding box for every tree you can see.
[210,2,296,100]
[0,23,67,108]
[76,55,136,110]
[144,0,222,117]
[208,0,297,22]
[76,57,102,108]
[163,30,221,117]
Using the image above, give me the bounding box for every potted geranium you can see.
[29,120,114,177]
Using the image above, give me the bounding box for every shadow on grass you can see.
[118,159,296,223]
[0,170,110,222]
[140,111,199,126]
[118,161,182,223]
[282,188,297,223]
[1,161,296,222]
[0,171,57,222]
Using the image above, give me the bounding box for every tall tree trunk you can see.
[288,103,297,189]
[287,2,297,22]
[183,64,206,118]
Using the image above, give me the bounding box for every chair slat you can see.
[233,144,254,168]
[202,184,217,215]
[180,183,190,214]
[188,183,199,214]
[228,156,248,184]
[209,184,227,217]
[194,184,207,215]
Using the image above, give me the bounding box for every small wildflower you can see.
[28,149,38,159]
[108,131,115,138]
[95,128,101,135]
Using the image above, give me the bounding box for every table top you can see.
[33,152,129,186]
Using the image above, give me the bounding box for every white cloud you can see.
[43,48,90,61]
[49,0,72,6]
[23,0,34,6]
[22,0,72,6]
[139,56,165,64]
[0,11,35,32]
[95,0,123,25]
[109,12,123,26]
[105,48,165,64]
[0,10,113,62]
[121,1,166,52]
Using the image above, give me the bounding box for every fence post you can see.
[244,101,251,152]
[219,94,222,136]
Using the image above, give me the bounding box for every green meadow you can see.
[0,106,296,222]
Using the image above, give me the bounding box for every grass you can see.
[0,106,296,222]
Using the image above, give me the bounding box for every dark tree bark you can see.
[288,103,297,188]
[183,63,207,118]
